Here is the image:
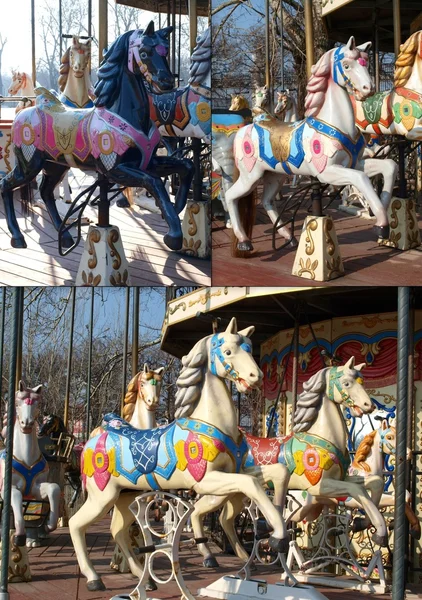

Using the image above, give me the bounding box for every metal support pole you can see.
[311,183,323,217]
[374,10,380,92]
[14,291,24,392]
[132,287,140,377]
[0,287,23,600]
[188,0,197,53]
[85,289,95,438]
[98,0,108,66]
[392,286,410,600]
[59,0,63,60]
[392,0,401,58]
[64,288,76,428]
[237,389,241,426]
[171,0,176,74]
[31,0,36,85]
[0,289,7,401]
[121,288,130,416]
[88,0,92,74]
[280,1,284,90]
[265,0,271,91]
[97,174,110,227]
[304,0,314,79]
[291,321,299,416]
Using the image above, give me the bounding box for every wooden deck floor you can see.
[0,173,211,287]
[8,516,397,600]
[212,199,422,287]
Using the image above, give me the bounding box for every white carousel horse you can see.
[252,84,271,118]
[8,71,35,113]
[0,381,60,548]
[69,318,288,591]
[224,37,397,251]
[189,357,389,567]
[274,89,298,122]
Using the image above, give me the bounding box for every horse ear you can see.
[238,326,255,339]
[19,380,25,392]
[225,317,238,335]
[357,41,371,52]
[72,35,79,47]
[155,367,165,375]
[145,21,155,36]
[381,419,388,430]
[345,36,356,51]
[344,356,355,370]
[355,362,366,371]
[160,26,173,38]
[143,363,149,374]
[33,384,42,394]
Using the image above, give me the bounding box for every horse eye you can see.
[343,63,350,70]
[140,51,148,59]
[225,350,232,356]
[344,381,350,387]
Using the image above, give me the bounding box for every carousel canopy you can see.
[115,0,209,17]
[161,286,422,359]
[323,1,422,51]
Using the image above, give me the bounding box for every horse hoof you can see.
[87,579,106,591]
[410,528,421,541]
[351,517,369,533]
[164,232,183,251]
[225,220,232,229]
[117,198,130,208]
[237,240,253,252]
[203,557,219,568]
[13,534,26,547]
[372,533,389,547]
[11,237,27,249]
[268,535,289,554]
[145,578,157,591]
[373,225,389,240]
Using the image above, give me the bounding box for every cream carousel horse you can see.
[229,94,250,111]
[352,30,422,140]
[58,37,95,109]
[8,71,35,112]
[274,90,298,122]
[189,357,389,567]
[224,37,397,251]
[69,318,288,591]
[0,382,61,548]
[252,84,271,118]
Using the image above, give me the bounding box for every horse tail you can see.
[231,189,257,258]
[20,183,34,216]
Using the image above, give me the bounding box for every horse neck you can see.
[189,371,241,441]
[285,100,297,121]
[359,431,384,475]
[403,53,422,92]
[306,394,348,452]
[13,419,41,465]
[129,395,157,429]
[314,78,356,136]
[111,67,150,133]
[62,70,90,108]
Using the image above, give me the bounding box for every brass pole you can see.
[265,0,271,90]
[98,0,108,66]
[14,290,24,392]
[132,287,140,377]
[121,288,130,416]
[392,0,401,57]
[64,288,76,428]
[304,0,314,79]
[188,0,197,53]
[31,0,36,85]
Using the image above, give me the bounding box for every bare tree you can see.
[0,33,7,95]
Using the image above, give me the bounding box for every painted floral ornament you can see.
[82,432,119,491]
[240,126,257,173]
[175,431,224,481]
[393,99,422,131]
[293,444,335,485]
[303,131,342,173]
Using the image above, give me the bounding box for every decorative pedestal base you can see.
[180,200,211,259]
[0,531,32,582]
[76,225,131,287]
[382,196,421,250]
[292,216,344,282]
[198,576,330,600]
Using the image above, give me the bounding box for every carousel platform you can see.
[212,196,422,287]
[0,171,211,287]
[6,515,397,600]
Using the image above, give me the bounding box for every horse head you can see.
[325,356,374,417]
[15,381,42,433]
[8,71,27,96]
[69,37,91,79]
[377,419,397,455]
[209,317,263,394]
[138,364,165,411]
[332,37,374,101]
[254,84,270,109]
[38,413,66,438]
[128,21,175,92]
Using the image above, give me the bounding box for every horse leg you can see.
[39,482,61,532]
[261,171,294,243]
[0,148,44,248]
[69,484,120,591]
[219,494,250,563]
[348,475,384,532]
[225,173,261,251]
[318,164,389,239]
[148,155,195,214]
[39,162,74,248]
[107,164,183,251]
[10,487,26,546]
[362,158,398,210]
[189,493,232,567]
[193,471,288,553]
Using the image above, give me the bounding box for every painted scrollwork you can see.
[305,219,318,256]
[81,271,102,286]
[389,199,402,229]
[187,203,200,236]
[87,229,101,269]
[107,229,122,271]
[324,218,335,256]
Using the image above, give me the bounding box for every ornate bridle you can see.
[327,366,364,408]
[332,46,368,94]
[378,426,396,454]
[210,334,252,381]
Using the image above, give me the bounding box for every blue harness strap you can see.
[210,333,251,380]
[307,117,365,168]
[12,455,47,497]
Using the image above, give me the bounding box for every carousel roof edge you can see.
[115,0,209,17]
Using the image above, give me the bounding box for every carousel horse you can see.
[274,90,298,122]
[229,94,250,111]
[69,318,289,591]
[0,22,194,251]
[252,84,271,118]
[352,30,422,140]
[223,37,397,252]
[58,37,95,109]
[0,382,60,547]
[189,357,389,567]
[8,71,36,112]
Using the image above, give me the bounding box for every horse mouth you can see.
[73,71,84,78]
[237,378,257,393]
[351,405,364,417]
[20,426,33,433]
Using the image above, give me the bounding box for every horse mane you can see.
[292,367,330,432]
[394,31,420,88]
[58,48,70,92]
[122,372,141,421]
[94,30,134,108]
[174,336,211,419]
[189,27,211,85]
[305,50,334,117]
[351,429,377,472]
